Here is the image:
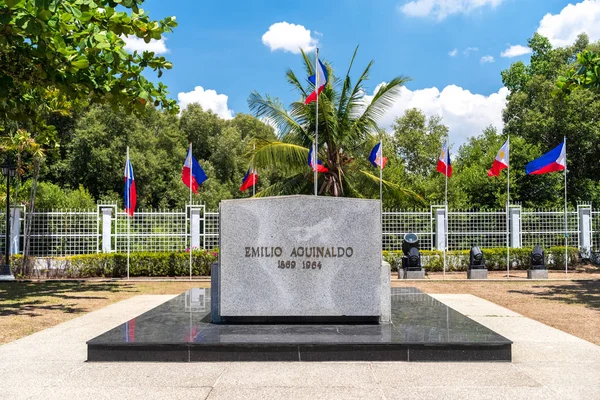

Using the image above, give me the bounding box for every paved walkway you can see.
[0,294,598,400]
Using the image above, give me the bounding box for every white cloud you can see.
[448,48,458,56]
[500,44,532,58]
[177,86,234,120]
[463,47,479,56]
[399,0,506,20]
[261,22,318,54]
[366,84,509,145]
[480,55,495,63]
[537,0,600,47]
[122,35,169,54]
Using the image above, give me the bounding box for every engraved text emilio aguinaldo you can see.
[244,246,354,270]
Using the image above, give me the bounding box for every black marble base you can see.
[87,288,512,362]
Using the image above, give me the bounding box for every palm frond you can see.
[359,169,424,203]
[337,46,359,121]
[286,68,308,97]
[248,91,306,137]
[255,173,311,197]
[251,140,309,174]
[352,76,410,134]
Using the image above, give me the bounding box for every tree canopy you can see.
[248,47,419,202]
[0,0,178,142]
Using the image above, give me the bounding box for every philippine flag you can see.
[182,144,208,193]
[369,142,388,170]
[305,58,328,105]
[525,140,566,175]
[124,152,136,217]
[240,168,258,192]
[488,139,509,177]
[437,141,453,177]
[308,144,328,173]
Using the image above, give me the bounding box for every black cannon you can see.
[469,246,485,270]
[530,246,546,270]
[401,233,421,271]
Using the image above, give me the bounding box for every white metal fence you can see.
[0,203,597,257]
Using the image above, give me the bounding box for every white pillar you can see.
[190,208,201,249]
[509,206,521,248]
[578,206,592,258]
[101,207,112,253]
[10,207,20,255]
[435,208,446,250]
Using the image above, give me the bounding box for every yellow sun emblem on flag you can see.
[499,150,505,159]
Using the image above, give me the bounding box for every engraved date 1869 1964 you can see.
[277,260,322,270]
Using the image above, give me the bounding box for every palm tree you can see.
[248,47,418,200]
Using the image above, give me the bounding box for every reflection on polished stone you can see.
[88,287,511,362]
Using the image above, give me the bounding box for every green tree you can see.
[391,109,458,207]
[501,33,600,206]
[0,0,178,132]
[248,48,418,200]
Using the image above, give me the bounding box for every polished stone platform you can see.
[87,288,511,362]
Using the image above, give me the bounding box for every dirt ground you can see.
[1,277,599,346]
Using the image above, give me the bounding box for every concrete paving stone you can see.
[60,362,230,388]
[370,362,540,388]
[37,386,213,400]
[216,362,376,388]
[379,385,559,400]
[466,316,587,344]
[0,386,45,400]
[511,342,600,363]
[430,294,522,317]
[514,362,600,388]
[549,386,600,400]
[206,385,384,400]
[1,361,83,388]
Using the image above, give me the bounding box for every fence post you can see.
[435,208,446,250]
[101,207,113,253]
[509,206,521,248]
[578,205,592,257]
[190,208,201,250]
[10,207,21,255]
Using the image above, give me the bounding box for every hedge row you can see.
[12,249,218,279]
[10,246,579,278]
[383,247,580,272]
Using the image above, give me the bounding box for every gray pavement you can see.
[0,293,599,399]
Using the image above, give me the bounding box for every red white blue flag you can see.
[182,144,208,193]
[305,58,328,105]
[488,139,509,177]
[308,143,328,173]
[240,167,258,192]
[124,151,136,217]
[526,140,566,175]
[437,141,452,177]
[369,142,388,170]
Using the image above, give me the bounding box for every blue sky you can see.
[127,0,600,144]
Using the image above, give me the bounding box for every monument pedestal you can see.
[213,196,387,324]
[398,269,425,279]
[527,269,548,279]
[467,269,488,279]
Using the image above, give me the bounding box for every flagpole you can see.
[189,142,193,281]
[506,136,510,279]
[564,136,568,277]
[379,140,383,205]
[444,143,448,280]
[314,48,319,196]
[126,146,130,281]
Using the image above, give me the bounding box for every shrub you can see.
[11,249,218,278]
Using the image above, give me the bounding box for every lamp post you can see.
[1,156,16,281]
